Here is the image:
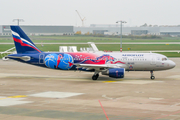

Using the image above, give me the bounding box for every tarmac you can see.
[0,58,180,120]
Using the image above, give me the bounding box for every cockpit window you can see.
[162,58,168,61]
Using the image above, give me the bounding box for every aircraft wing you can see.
[75,63,124,71]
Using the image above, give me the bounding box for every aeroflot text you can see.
[122,54,144,57]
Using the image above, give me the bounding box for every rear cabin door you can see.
[39,54,45,64]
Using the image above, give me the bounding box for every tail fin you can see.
[10,26,41,54]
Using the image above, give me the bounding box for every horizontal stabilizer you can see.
[7,56,31,61]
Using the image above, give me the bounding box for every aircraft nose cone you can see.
[170,60,176,68]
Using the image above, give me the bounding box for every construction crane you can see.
[75,10,86,27]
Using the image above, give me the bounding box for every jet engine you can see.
[102,68,125,78]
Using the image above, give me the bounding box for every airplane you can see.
[6,26,176,80]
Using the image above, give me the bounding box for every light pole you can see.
[116,20,127,52]
[13,19,24,26]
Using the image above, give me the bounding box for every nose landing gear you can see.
[150,70,155,80]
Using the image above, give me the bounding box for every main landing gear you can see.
[150,70,155,80]
[92,72,99,80]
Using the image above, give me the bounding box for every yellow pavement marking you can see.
[0,95,27,100]
[0,98,7,100]
[8,95,27,98]
[103,80,123,83]
[103,81,116,83]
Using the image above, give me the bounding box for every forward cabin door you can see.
[151,55,156,65]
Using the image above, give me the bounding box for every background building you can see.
[1,24,180,36]
[74,25,160,35]
[0,25,74,36]
[131,30,148,35]
[93,30,108,35]
[74,24,180,36]
[160,27,180,36]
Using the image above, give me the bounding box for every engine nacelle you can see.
[102,68,125,78]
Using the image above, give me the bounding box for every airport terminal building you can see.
[1,25,180,36]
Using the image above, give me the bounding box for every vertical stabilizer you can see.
[10,26,41,54]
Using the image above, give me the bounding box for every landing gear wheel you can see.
[151,76,155,80]
[92,75,98,80]
[150,71,155,80]
[92,74,99,80]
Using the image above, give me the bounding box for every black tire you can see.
[151,76,155,80]
[92,75,98,80]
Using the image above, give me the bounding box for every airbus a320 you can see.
[6,26,176,80]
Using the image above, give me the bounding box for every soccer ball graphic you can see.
[45,53,73,70]
[45,53,57,69]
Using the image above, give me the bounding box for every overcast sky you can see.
[0,0,180,26]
